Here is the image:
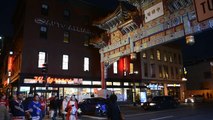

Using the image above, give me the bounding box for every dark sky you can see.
[0,0,17,36]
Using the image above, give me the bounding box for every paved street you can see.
[78,101,213,120]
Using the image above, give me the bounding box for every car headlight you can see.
[149,103,156,106]
[141,103,144,106]
[191,99,194,103]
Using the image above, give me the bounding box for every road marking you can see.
[81,115,107,120]
[150,116,174,120]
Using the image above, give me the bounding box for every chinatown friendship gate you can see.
[89,0,213,101]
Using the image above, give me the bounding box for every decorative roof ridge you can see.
[93,1,137,25]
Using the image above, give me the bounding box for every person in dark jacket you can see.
[49,95,59,120]
[10,93,25,120]
[107,94,123,120]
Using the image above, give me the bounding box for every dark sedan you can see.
[142,96,179,110]
[78,97,108,116]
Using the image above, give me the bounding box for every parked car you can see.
[78,97,108,116]
[142,96,179,110]
[185,95,204,103]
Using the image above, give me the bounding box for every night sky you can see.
[0,0,213,65]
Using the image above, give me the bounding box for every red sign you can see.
[7,56,13,71]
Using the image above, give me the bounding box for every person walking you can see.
[27,94,41,120]
[10,93,25,120]
[0,92,9,111]
[107,94,124,120]
[66,95,78,120]
[40,95,46,120]
[0,105,10,120]
[61,96,69,120]
[49,95,58,120]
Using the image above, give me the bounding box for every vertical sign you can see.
[194,0,213,22]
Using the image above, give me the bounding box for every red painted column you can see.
[101,62,106,89]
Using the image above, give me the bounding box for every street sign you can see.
[194,0,213,22]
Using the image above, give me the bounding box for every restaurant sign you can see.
[34,18,92,34]
[194,0,213,22]
[24,76,83,85]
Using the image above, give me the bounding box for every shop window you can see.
[157,50,161,60]
[106,82,112,86]
[40,26,48,39]
[84,57,89,71]
[63,31,69,43]
[38,52,46,68]
[124,82,129,86]
[113,82,121,86]
[64,9,70,20]
[93,81,101,85]
[82,81,91,85]
[113,62,118,74]
[62,55,69,70]
[41,3,48,16]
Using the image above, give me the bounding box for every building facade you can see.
[1,0,106,101]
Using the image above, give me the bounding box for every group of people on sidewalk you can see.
[0,91,124,120]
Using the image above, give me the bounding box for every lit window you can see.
[124,82,129,86]
[40,26,48,39]
[63,31,69,43]
[38,52,46,68]
[62,55,69,70]
[41,3,48,15]
[113,62,118,74]
[169,55,173,62]
[157,50,161,60]
[150,50,154,60]
[142,52,147,58]
[84,57,89,71]
[130,63,134,74]
[106,82,112,85]
[164,54,167,62]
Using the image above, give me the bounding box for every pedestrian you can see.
[26,94,41,120]
[66,95,78,120]
[40,95,46,120]
[49,95,58,120]
[0,92,9,111]
[23,93,33,120]
[0,105,10,120]
[62,96,69,120]
[10,92,25,120]
[59,96,64,117]
[107,94,124,120]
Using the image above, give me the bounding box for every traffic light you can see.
[41,63,48,74]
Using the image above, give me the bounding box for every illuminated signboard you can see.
[24,76,83,85]
[194,0,213,22]
[144,2,164,23]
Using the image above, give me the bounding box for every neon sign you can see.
[24,76,83,85]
